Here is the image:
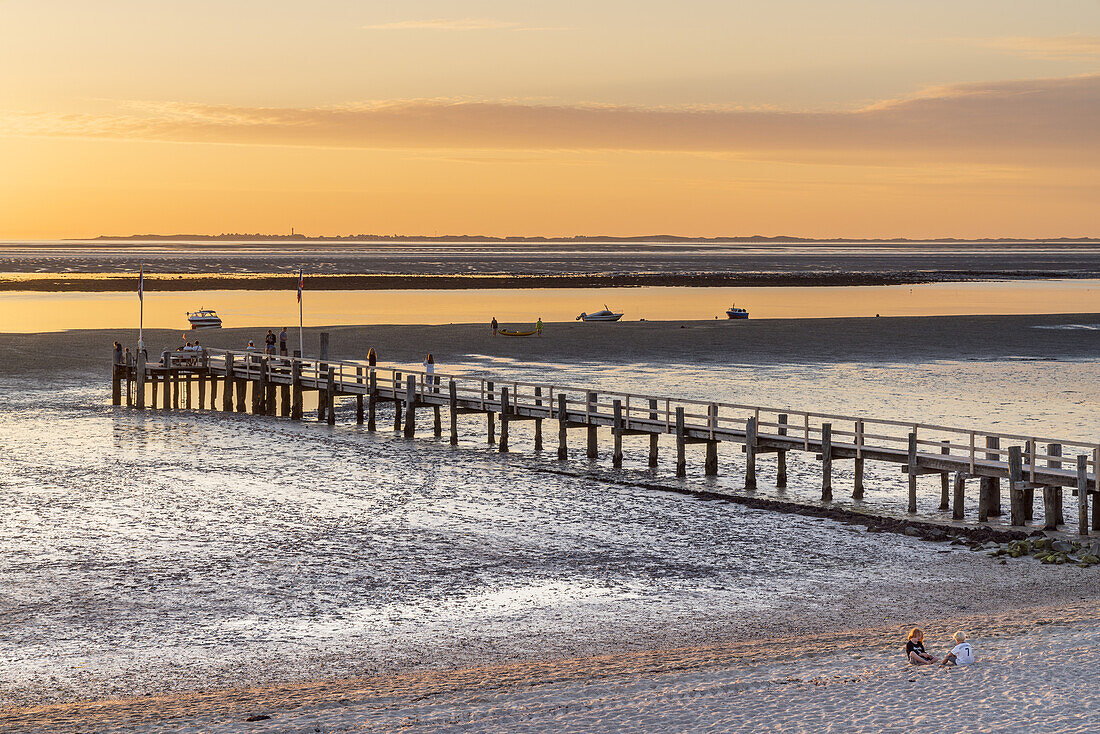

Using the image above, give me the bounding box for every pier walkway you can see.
[111,346,1100,536]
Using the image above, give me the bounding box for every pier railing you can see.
[115,348,1100,535]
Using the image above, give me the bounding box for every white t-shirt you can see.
[951,642,975,665]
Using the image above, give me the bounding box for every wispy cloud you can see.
[362,18,565,32]
[981,35,1100,61]
[2,75,1097,165]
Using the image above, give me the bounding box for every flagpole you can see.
[298,268,304,357]
[138,262,145,353]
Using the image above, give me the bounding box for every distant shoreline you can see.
[2,270,1096,292]
[76,234,1100,244]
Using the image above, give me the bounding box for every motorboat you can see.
[726,304,749,320]
[577,305,623,322]
[187,308,223,329]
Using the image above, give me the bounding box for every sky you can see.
[0,0,1098,239]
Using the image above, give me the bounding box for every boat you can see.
[577,305,623,322]
[498,328,538,337]
[187,308,223,329]
[726,304,749,320]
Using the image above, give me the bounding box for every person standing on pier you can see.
[424,353,436,393]
[264,330,276,355]
[491,317,498,336]
[113,341,123,364]
[279,327,288,356]
[367,347,377,367]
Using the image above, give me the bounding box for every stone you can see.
[903,527,921,537]
[1051,540,1073,553]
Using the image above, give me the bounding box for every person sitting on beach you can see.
[904,628,939,665]
[264,330,276,355]
[940,631,975,667]
[246,340,257,351]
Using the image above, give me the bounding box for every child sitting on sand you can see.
[940,631,976,667]
[905,628,939,665]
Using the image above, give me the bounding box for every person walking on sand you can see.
[491,317,498,337]
[264,330,276,355]
[940,631,975,667]
[904,628,939,665]
[423,353,436,393]
[279,327,288,356]
[536,317,544,337]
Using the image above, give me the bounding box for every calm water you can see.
[1,348,1097,704]
[2,279,1098,332]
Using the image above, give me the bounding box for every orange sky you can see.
[1,1,1098,239]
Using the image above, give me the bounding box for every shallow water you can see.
[0,351,1096,704]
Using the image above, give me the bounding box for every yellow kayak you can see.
[499,328,538,337]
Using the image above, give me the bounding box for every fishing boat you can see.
[498,328,538,337]
[726,304,749,320]
[187,308,222,329]
[577,305,623,322]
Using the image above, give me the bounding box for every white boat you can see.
[187,308,223,329]
[577,305,623,322]
[726,304,749,320]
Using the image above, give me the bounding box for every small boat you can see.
[726,304,749,320]
[577,305,623,322]
[498,328,538,337]
[187,308,223,329]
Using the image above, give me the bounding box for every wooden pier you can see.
[112,346,1100,535]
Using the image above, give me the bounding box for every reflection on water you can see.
[2,280,1098,332]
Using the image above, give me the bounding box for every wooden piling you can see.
[279,372,290,418]
[317,361,328,422]
[776,414,788,489]
[150,372,158,409]
[486,381,495,445]
[1078,454,1090,536]
[821,422,832,501]
[499,387,510,452]
[355,367,364,425]
[704,404,718,477]
[744,416,757,490]
[135,352,146,409]
[265,361,276,417]
[853,420,864,500]
[449,380,459,445]
[612,399,623,468]
[1093,447,1100,532]
[392,372,402,431]
[433,405,442,438]
[185,371,193,409]
[236,373,247,412]
[253,359,266,415]
[165,370,174,410]
[534,387,543,452]
[1008,445,1025,526]
[1023,440,1035,522]
[367,369,377,431]
[290,360,303,420]
[557,393,568,460]
[648,399,659,468]
[907,432,918,513]
[197,367,205,409]
[953,472,965,520]
[125,353,134,407]
[326,368,336,426]
[112,363,122,406]
[172,369,180,409]
[675,406,686,478]
[586,392,598,460]
[1048,443,1064,526]
[222,354,234,412]
[939,442,951,510]
[403,374,415,437]
[983,436,1002,516]
[319,332,329,360]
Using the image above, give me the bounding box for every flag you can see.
[138,264,144,302]
[297,268,303,303]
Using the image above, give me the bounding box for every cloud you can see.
[981,35,1100,61]
[362,18,564,32]
[2,75,1097,165]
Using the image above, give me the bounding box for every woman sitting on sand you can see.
[905,628,939,665]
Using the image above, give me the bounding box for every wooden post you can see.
[586,391,598,460]
[486,381,495,445]
[499,387,510,452]
[318,332,329,360]
[744,416,757,489]
[776,414,788,489]
[1048,443,1064,526]
[112,363,122,405]
[983,436,1002,516]
[392,372,402,432]
[253,358,266,414]
[197,366,205,409]
[265,360,276,417]
[1023,440,1035,522]
[557,393,568,460]
[290,360,303,420]
[135,352,146,409]
[164,369,173,410]
[403,374,416,437]
[326,367,337,426]
[1093,446,1100,532]
[1078,454,1090,537]
[821,422,832,501]
[355,366,365,425]
[953,471,965,520]
[184,370,192,410]
[171,368,179,409]
[222,354,234,411]
[236,369,247,413]
[534,387,544,452]
[907,432,918,513]
[612,399,623,468]
[367,369,377,431]
[675,406,686,478]
[279,373,290,418]
[150,372,159,410]
[209,364,218,410]
[125,353,134,407]
[1008,445,1024,526]
[853,420,864,500]
[978,470,992,523]
[939,442,951,510]
[704,404,718,477]
[449,379,459,445]
[317,361,328,422]
[433,405,442,438]
[648,399,659,468]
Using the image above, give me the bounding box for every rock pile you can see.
[987,536,1100,567]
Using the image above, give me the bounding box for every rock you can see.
[1052,540,1073,553]
[245,715,271,722]
[903,527,921,537]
